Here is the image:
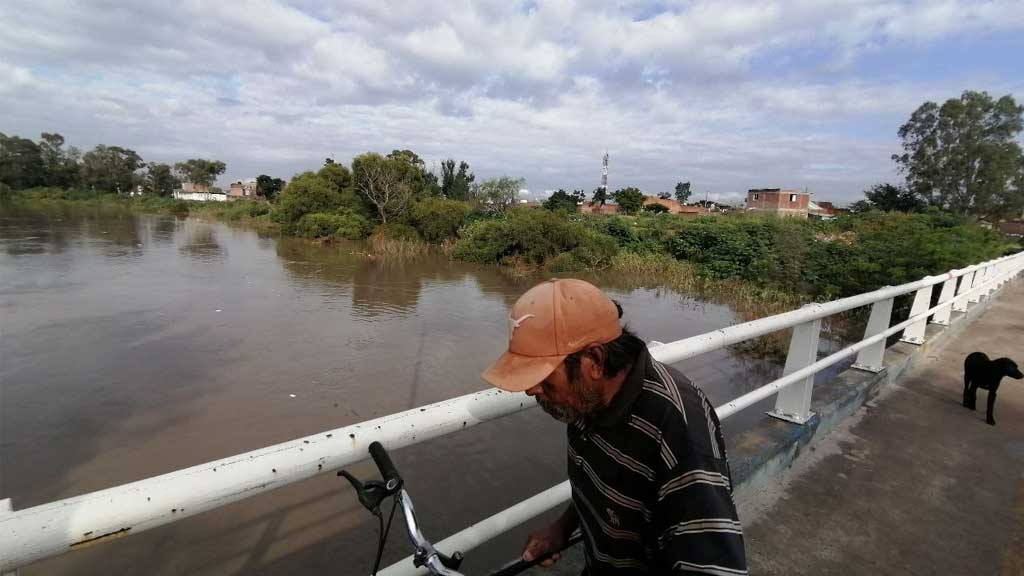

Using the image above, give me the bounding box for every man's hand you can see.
[522,521,571,567]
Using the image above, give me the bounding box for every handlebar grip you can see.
[368,441,401,484]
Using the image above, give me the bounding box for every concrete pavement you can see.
[744,280,1024,575]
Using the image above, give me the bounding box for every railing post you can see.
[899,284,933,345]
[930,276,957,326]
[1,499,15,576]
[952,271,974,312]
[768,317,821,424]
[968,267,985,303]
[852,297,894,373]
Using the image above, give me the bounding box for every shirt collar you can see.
[589,346,650,429]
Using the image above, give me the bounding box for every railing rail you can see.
[2,252,1023,573]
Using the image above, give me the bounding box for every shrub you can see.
[275,173,341,227]
[411,197,470,242]
[453,208,617,268]
[296,211,372,240]
[669,212,1009,299]
[248,202,271,217]
[373,222,421,242]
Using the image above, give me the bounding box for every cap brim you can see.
[482,351,566,393]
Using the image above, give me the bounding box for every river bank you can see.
[5,186,1015,359]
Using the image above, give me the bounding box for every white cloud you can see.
[0,0,1022,202]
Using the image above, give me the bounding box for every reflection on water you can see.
[180,225,225,261]
[1,205,781,575]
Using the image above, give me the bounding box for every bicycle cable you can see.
[370,496,399,575]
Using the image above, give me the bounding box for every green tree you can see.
[543,189,585,212]
[352,152,420,223]
[612,187,644,214]
[81,145,144,193]
[318,160,352,192]
[440,158,475,200]
[174,159,227,188]
[256,174,285,202]
[145,163,179,196]
[473,176,524,215]
[894,91,1024,219]
[853,183,924,213]
[388,149,439,196]
[0,132,45,190]
[38,132,81,188]
[591,187,608,206]
[657,191,671,200]
[674,181,692,205]
[275,171,345,228]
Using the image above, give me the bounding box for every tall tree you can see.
[38,132,81,188]
[0,132,45,190]
[440,158,475,200]
[674,181,692,205]
[894,91,1024,219]
[145,163,179,196]
[612,187,644,214]
[81,145,144,193]
[591,187,608,206]
[318,160,352,192]
[173,159,227,188]
[474,176,524,214]
[352,152,419,223]
[543,188,585,212]
[856,183,924,213]
[256,174,286,202]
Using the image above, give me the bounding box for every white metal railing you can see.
[1,252,1022,573]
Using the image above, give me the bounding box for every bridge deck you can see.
[745,280,1024,575]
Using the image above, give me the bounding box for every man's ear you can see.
[584,344,605,380]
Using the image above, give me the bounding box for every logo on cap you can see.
[508,313,536,341]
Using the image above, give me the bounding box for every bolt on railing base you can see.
[766,410,816,425]
[851,363,886,374]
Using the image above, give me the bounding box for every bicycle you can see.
[340,441,581,576]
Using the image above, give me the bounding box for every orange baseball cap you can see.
[482,278,622,392]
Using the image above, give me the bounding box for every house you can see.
[228,178,259,200]
[642,196,684,213]
[746,188,810,218]
[578,204,621,215]
[180,182,211,194]
[999,219,1024,237]
[173,181,226,202]
[642,196,711,216]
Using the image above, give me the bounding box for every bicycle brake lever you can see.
[338,470,391,516]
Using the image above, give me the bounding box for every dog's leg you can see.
[986,390,997,426]
[963,373,971,407]
[967,381,978,410]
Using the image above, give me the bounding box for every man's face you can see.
[525,353,605,424]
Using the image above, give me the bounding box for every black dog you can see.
[963,352,1023,425]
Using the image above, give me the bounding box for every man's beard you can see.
[535,378,605,424]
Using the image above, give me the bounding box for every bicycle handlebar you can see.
[359,442,575,575]
[369,441,401,487]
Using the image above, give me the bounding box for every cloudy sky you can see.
[1,1,1022,203]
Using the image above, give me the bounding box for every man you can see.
[483,279,747,575]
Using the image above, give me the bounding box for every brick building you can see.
[746,188,810,218]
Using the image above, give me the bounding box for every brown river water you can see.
[0,204,783,575]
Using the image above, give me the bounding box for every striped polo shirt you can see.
[567,347,747,575]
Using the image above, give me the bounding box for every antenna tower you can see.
[601,151,609,192]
